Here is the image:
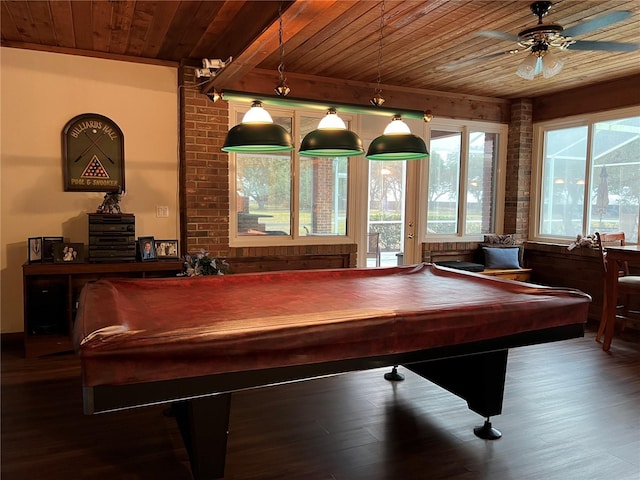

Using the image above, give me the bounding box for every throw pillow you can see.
[483,247,521,269]
[483,234,516,245]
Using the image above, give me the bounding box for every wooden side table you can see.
[23,261,183,357]
[481,268,532,282]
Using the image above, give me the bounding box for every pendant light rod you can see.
[222,90,435,123]
[370,0,386,107]
[274,3,290,97]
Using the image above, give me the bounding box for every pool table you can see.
[74,263,590,479]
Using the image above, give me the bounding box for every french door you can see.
[363,116,424,267]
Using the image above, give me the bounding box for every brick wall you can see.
[312,158,335,233]
[422,241,481,264]
[180,66,356,264]
[480,133,497,233]
[504,99,533,241]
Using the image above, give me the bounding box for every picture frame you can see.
[154,239,179,259]
[53,243,84,263]
[42,236,64,263]
[138,236,157,261]
[28,237,43,263]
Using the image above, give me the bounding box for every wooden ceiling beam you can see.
[202,1,340,95]
[533,74,640,122]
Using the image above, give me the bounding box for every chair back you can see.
[367,232,381,267]
[598,232,625,247]
[596,232,627,274]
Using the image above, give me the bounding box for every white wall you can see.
[0,47,179,333]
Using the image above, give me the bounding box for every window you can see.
[425,122,505,238]
[299,115,349,236]
[534,108,640,243]
[228,101,507,248]
[230,104,354,245]
[236,151,292,236]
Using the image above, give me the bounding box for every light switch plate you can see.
[156,206,169,218]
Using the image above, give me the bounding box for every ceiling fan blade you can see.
[440,50,520,71]
[568,40,639,52]
[562,11,632,37]
[477,30,520,42]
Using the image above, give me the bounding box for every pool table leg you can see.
[404,349,508,438]
[172,393,231,480]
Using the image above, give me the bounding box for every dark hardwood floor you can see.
[2,325,639,480]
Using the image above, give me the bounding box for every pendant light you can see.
[299,108,364,157]
[222,100,294,153]
[366,115,429,161]
[222,5,293,153]
[365,1,428,161]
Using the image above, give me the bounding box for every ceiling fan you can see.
[444,1,639,79]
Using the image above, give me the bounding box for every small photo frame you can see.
[42,236,64,263]
[53,243,84,263]
[138,236,157,261]
[28,237,43,263]
[155,239,179,259]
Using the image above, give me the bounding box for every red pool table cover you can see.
[74,264,590,387]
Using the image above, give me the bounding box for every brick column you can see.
[180,65,230,257]
[504,99,533,241]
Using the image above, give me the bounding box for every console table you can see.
[22,261,183,357]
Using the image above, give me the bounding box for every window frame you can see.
[227,101,508,247]
[228,101,359,248]
[421,118,508,242]
[530,106,640,243]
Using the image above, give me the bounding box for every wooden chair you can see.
[367,232,381,267]
[595,232,640,345]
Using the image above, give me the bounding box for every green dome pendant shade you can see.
[299,108,364,157]
[366,115,429,161]
[222,101,294,153]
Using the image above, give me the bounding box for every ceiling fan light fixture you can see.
[299,108,364,157]
[366,115,429,161]
[541,50,564,78]
[222,101,294,153]
[516,53,540,80]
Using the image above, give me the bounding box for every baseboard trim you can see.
[1,332,24,349]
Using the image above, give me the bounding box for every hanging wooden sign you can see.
[62,113,125,192]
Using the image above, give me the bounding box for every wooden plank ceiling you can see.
[2,0,639,100]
